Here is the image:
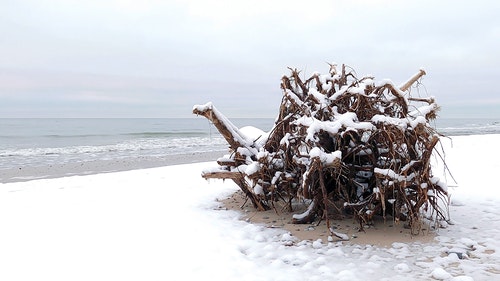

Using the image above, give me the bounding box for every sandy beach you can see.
[4,147,435,247]
[223,190,435,247]
[2,145,435,247]
[1,135,499,280]
[2,148,437,246]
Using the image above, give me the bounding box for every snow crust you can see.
[192,101,213,112]
[0,134,499,281]
[239,126,266,144]
[294,112,374,143]
[309,147,342,165]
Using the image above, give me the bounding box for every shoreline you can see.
[1,150,225,183]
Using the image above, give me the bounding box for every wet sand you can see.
[1,150,224,183]
[222,190,436,247]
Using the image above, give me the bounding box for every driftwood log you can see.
[193,64,450,235]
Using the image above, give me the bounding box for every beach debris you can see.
[193,63,450,235]
[331,230,349,241]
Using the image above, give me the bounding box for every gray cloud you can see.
[0,0,498,118]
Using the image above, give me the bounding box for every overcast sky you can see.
[0,0,498,118]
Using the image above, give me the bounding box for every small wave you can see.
[42,133,113,138]
[435,118,500,136]
[0,136,227,169]
[9,131,211,139]
[438,124,500,136]
[123,131,208,138]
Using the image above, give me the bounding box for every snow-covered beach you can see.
[2,0,499,280]
[1,134,499,280]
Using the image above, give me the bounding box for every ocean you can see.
[1,117,499,172]
[0,118,274,172]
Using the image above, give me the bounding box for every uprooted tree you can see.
[193,64,450,235]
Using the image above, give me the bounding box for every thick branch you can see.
[193,102,252,151]
[399,69,426,92]
[201,171,244,180]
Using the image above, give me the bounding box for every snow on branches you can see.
[193,64,449,235]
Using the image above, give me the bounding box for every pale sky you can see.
[0,0,498,118]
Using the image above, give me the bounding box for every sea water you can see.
[0,118,274,171]
[433,118,500,136]
[0,117,499,171]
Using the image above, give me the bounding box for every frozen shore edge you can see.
[1,150,225,183]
